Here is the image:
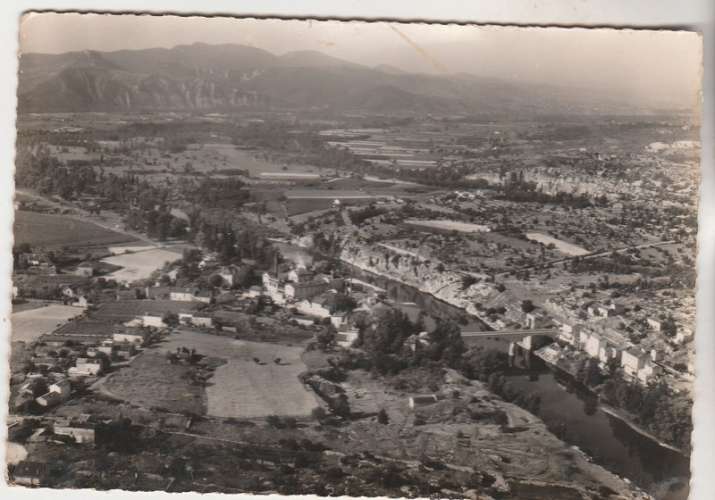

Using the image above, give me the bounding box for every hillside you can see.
[18,43,650,115]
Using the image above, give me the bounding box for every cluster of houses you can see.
[259,264,373,348]
[13,318,160,414]
[15,251,57,275]
[541,296,694,386]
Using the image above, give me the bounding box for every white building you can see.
[113,329,148,345]
[262,272,281,294]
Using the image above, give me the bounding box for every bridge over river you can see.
[461,328,558,339]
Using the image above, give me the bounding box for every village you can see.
[5,45,698,498]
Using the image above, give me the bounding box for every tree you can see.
[332,394,351,419]
[332,293,358,313]
[462,348,508,381]
[209,274,224,288]
[521,300,535,313]
[461,275,478,290]
[162,312,179,328]
[427,320,465,367]
[316,329,336,350]
[377,408,389,425]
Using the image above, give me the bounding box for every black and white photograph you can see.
[3,11,705,500]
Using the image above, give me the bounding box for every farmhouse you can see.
[179,312,213,328]
[36,379,71,408]
[69,358,104,377]
[136,314,166,329]
[113,326,150,345]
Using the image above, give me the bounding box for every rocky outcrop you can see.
[341,241,499,323]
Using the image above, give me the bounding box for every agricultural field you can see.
[101,247,182,283]
[13,210,137,248]
[285,189,379,216]
[11,304,86,342]
[163,330,319,419]
[182,143,323,177]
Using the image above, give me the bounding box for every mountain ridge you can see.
[17,43,659,115]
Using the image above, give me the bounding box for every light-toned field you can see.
[11,304,85,342]
[526,232,589,256]
[164,330,318,419]
[102,247,182,283]
[405,219,491,233]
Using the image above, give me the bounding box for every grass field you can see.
[101,247,182,283]
[164,330,318,419]
[11,304,85,342]
[13,210,137,248]
[101,348,205,415]
[192,144,320,177]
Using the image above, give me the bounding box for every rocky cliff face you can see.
[341,241,498,320]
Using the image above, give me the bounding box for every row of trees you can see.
[497,172,604,208]
[601,375,692,450]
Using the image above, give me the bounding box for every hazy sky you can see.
[19,13,703,108]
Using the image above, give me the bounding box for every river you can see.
[342,261,691,500]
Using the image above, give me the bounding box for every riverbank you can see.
[600,404,687,456]
[536,353,689,458]
[342,249,686,456]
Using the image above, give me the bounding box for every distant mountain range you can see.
[17,42,660,115]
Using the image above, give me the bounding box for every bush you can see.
[311,407,327,421]
[266,415,284,428]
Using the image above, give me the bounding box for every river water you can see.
[344,262,691,500]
